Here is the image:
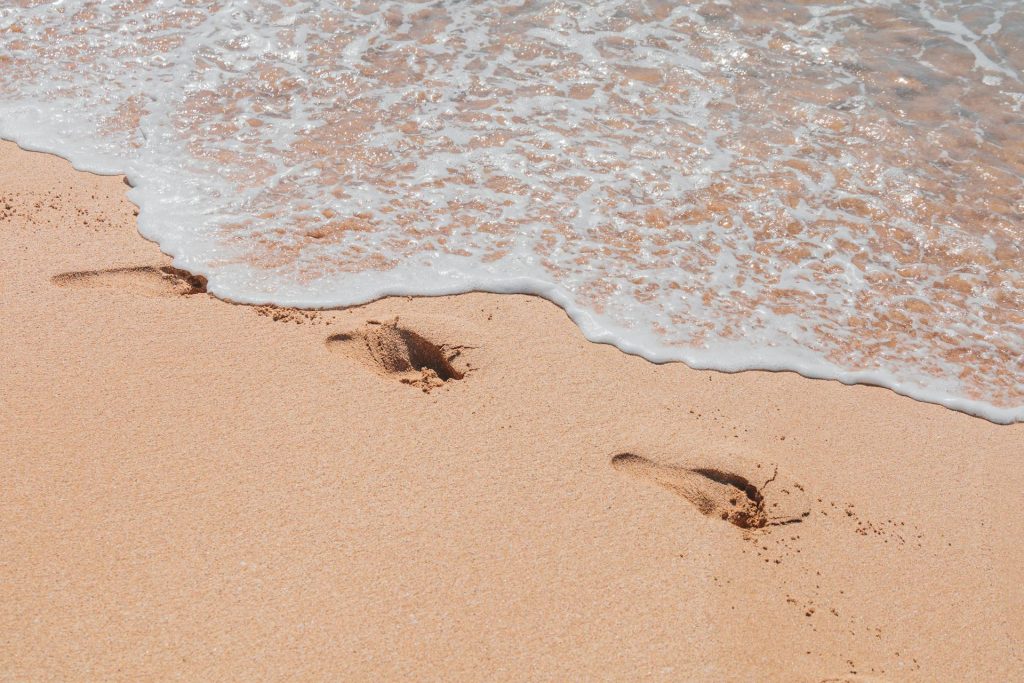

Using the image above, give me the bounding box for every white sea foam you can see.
[1,0,1022,422]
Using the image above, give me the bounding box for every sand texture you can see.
[1,141,1022,681]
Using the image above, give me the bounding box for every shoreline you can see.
[2,124,1015,428]
[2,140,1022,680]
[4,135,1017,426]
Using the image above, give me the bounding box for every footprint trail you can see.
[612,452,809,529]
[52,266,207,298]
[326,319,467,392]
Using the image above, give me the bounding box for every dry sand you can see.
[1,140,1022,681]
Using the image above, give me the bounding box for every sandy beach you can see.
[1,139,1022,680]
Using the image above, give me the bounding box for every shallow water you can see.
[1,0,1022,422]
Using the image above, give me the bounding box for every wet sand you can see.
[1,140,1022,681]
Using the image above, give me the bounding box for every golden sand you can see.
[1,141,1022,680]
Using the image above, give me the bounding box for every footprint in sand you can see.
[52,266,207,298]
[326,319,467,392]
[612,452,809,529]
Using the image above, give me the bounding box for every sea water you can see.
[1,0,1021,422]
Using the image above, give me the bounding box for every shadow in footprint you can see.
[326,319,466,392]
[52,266,207,298]
[612,453,809,529]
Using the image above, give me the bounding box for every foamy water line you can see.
[1,1,1021,423]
